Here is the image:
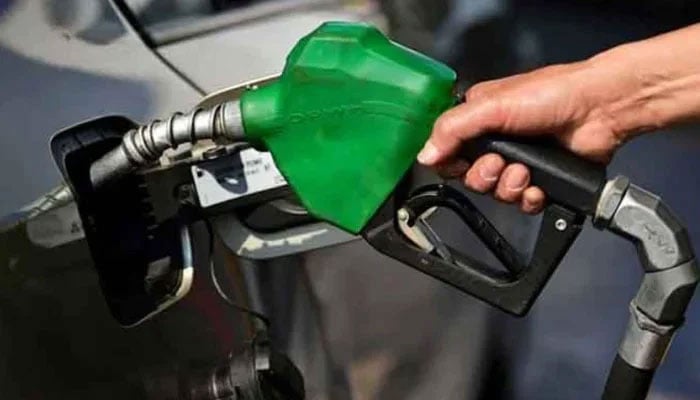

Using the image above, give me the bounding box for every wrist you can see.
[586,30,700,140]
[584,46,667,142]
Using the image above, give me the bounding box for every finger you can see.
[464,71,536,102]
[464,78,517,101]
[521,186,546,214]
[464,81,503,102]
[434,158,470,179]
[494,163,530,203]
[463,153,505,193]
[417,99,505,166]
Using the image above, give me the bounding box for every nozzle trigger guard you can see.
[363,184,585,316]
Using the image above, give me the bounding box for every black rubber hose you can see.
[602,355,655,400]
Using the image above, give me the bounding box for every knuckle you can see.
[478,98,508,131]
[433,110,456,136]
[432,114,455,138]
[465,83,492,102]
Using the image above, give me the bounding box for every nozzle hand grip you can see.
[460,134,606,214]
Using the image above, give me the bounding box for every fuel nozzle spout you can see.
[89,99,245,188]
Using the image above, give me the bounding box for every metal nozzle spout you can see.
[89,100,245,188]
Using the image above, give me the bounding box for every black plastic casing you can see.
[50,116,190,326]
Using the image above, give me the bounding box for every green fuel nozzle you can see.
[240,22,457,233]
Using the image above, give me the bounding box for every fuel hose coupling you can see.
[595,176,700,370]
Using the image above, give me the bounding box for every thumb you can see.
[417,100,504,166]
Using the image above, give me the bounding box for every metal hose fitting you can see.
[89,100,245,188]
[23,184,74,218]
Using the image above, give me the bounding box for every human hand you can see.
[417,60,629,214]
[418,23,700,214]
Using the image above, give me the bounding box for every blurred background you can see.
[0,0,700,399]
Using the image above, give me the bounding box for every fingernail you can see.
[506,170,528,191]
[417,141,440,165]
[478,160,500,182]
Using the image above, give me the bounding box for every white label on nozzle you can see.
[192,149,287,208]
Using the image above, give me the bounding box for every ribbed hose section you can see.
[0,184,74,233]
[23,184,74,219]
[89,100,244,188]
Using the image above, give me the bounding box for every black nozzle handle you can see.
[602,355,655,400]
[460,134,606,215]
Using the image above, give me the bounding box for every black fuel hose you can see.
[602,355,655,400]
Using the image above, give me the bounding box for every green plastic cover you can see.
[241,22,456,233]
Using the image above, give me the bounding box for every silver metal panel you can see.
[157,9,364,93]
[148,0,341,46]
[0,0,201,216]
